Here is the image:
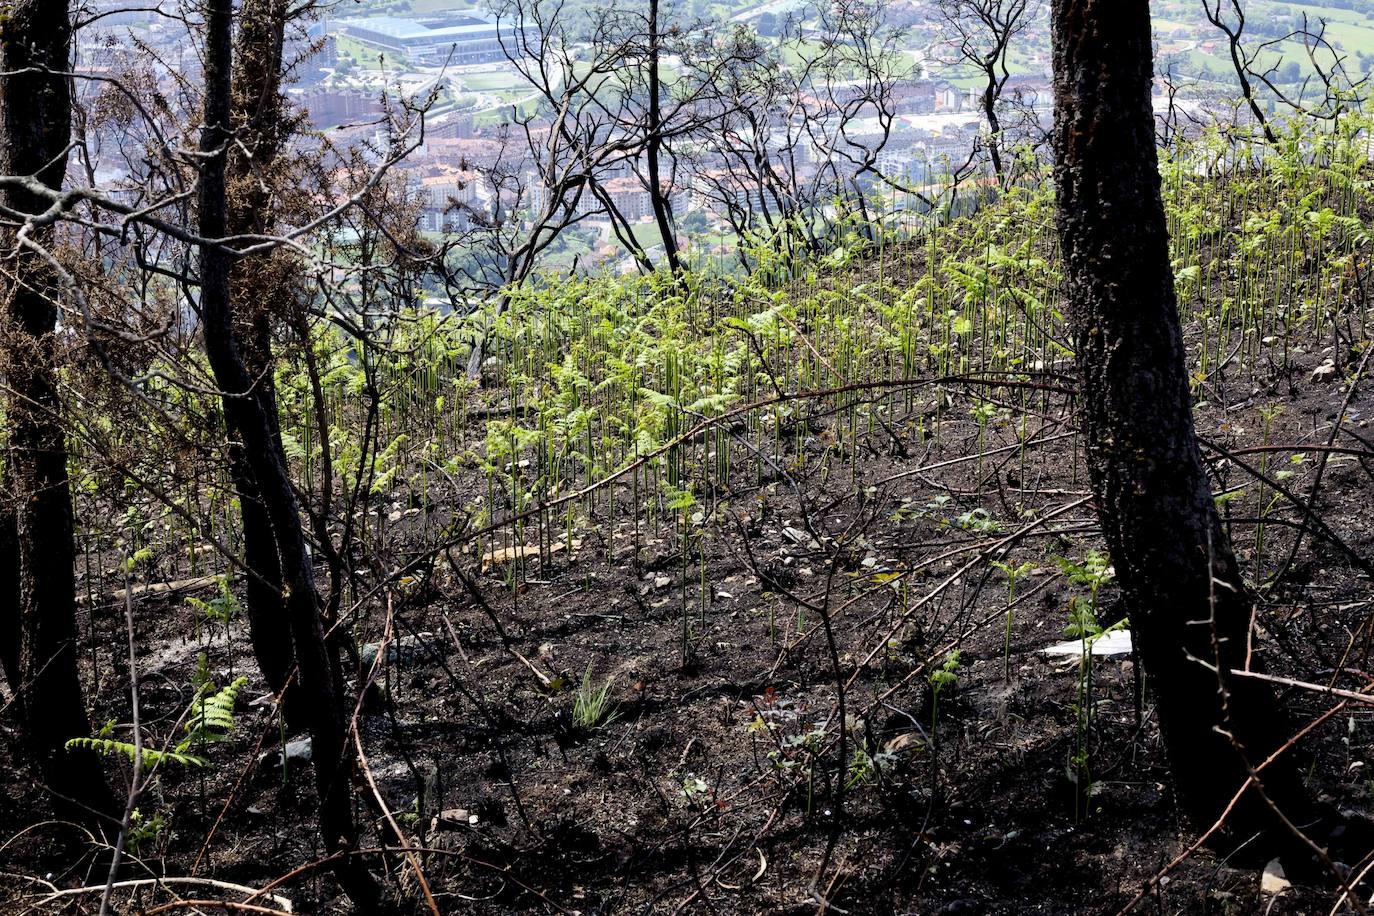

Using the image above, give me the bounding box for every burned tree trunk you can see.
[224,0,296,719]
[0,0,115,822]
[197,0,379,905]
[1049,0,1319,852]
[980,69,1005,181]
[645,0,682,274]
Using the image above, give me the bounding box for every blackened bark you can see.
[224,0,296,721]
[1049,0,1310,851]
[980,61,1005,180]
[645,0,682,274]
[0,0,116,822]
[0,507,17,686]
[197,1,379,905]
[232,452,293,704]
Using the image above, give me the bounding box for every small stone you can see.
[359,633,438,669]
[652,575,671,590]
[262,737,313,770]
[282,737,312,761]
[1311,360,1338,383]
[436,808,478,829]
[480,356,504,387]
[1260,858,1290,896]
[883,732,922,754]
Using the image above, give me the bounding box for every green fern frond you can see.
[65,676,247,770]
[64,737,207,770]
[184,676,248,745]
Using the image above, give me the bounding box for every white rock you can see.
[1311,359,1338,383]
[1260,858,1290,896]
[282,737,313,762]
[437,808,479,829]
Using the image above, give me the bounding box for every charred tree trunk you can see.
[0,0,115,823]
[645,0,682,274]
[981,64,1005,181]
[232,458,292,702]
[197,1,379,905]
[0,506,16,686]
[1049,0,1317,853]
[224,0,296,721]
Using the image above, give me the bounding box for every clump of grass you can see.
[573,667,620,730]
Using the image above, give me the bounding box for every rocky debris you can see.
[481,538,580,570]
[77,575,223,606]
[360,632,440,669]
[639,573,672,596]
[435,808,480,830]
[480,355,504,387]
[1260,858,1290,896]
[261,737,313,771]
[883,732,924,754]
[782,525,819,548]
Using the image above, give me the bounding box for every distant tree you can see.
[680,207,710,234]
[757,11,778,35]
[934,0,1035,183]
[1202,1,1365,143]
[1201,0,1281,142]
[644,0,682,274]
[512,0,733,276]
[686,0,916,263]
[454,0,759,371]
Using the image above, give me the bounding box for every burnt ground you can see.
[3,337,1374,915]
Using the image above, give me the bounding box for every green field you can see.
[458,71,525,92]
[334,35,409,70]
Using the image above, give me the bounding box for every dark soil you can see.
[2,337,1373,915]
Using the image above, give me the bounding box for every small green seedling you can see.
[928,649,963,750]
[991,559,1036,680]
